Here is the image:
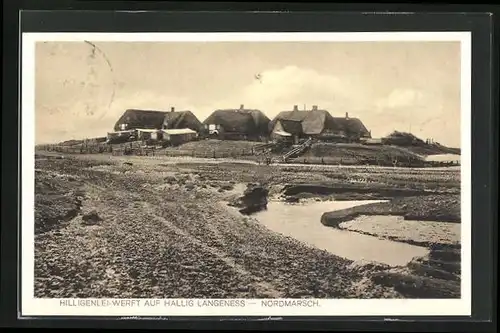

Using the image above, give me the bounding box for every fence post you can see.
[213,149,216,159]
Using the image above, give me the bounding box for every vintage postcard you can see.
[21,32,471,317]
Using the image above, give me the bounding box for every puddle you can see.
[253,200,429,266]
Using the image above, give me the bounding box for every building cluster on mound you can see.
[106,104,374,147]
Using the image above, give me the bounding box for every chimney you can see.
[312,105,318,111]
[293,105,299,111]
[345,112,349,119]
[240,104,244,109]
[171,107,175,112]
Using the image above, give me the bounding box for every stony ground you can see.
[33,152,462,299]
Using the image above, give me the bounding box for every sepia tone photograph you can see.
[25,34,468,314]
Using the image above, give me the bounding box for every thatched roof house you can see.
[162,107,205,133]
[332,114,371,138]
[113,107,204,132]
[269,105,342,136]
[203,105,270,140]
[113,109,168,132]
[269,105,370,141]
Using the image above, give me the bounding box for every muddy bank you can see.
[339,215,460,248]
[371,269,459,298]
[34,170,85,234]
[370,245,461,298]
[321,195,460,228]
[281,183,452,202]
[228,184,269,215]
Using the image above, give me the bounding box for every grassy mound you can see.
[300,143,424,166]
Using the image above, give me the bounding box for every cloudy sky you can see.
[35,41,461,147]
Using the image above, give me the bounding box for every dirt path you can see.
[140,201,282,298]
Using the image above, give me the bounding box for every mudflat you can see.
[33,152,461,299]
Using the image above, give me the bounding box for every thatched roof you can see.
[270,107,370,137]
[269,109,343,135]
[332,117,371,137]
[114,108,204,133]
[163,110,204,132]
[278,119,303,135]
[203,107,270,135]
[114,109,169,131]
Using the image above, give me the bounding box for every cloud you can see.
[369,88,460,146]
[35,64,461,148]
[207,65,370,119]
[375,89,425,109]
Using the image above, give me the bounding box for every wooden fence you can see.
[35,141,261,159]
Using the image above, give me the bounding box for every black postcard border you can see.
[2,2,497,331]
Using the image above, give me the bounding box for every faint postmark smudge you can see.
[83,40,117,119]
